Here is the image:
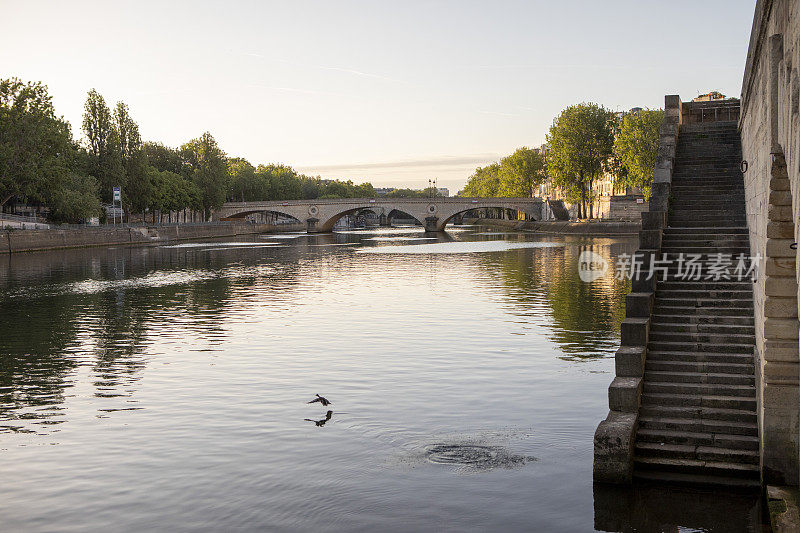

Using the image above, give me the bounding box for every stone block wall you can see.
[608,196,649,221]
[593,94,680,483]
[739,0,800,485]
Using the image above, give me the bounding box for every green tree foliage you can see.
[546,103,614,218]
[181,132,229,220]
[48,173,101,223]
[460,163,502,197]
[113,101,150,213]
[82,89,123,201]
[612,109,664,199]
[499,147,545,197]
[0,78,75,208]
[228,158,260,202]
[143,142,185,175]
[147,166,197,222]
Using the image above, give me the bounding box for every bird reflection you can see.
[305,410,333,427]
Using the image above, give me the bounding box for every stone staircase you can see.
[632,121,761,489]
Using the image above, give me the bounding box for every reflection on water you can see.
[0,226,762,531]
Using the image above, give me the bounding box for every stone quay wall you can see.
[0,222,305,254]
[739,0,800,486]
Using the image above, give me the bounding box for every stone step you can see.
[640,392,756,410]
[634,442,759,464]
[631,470,761,491]
[633,456,759,480]
[638,414,758,436]
[646,350,754,364]
[645,370,754,386]
[654,290,752,300]
[636,428,759,450]
[659,240,750,249]
[671,177,744,182]
[650,314,754,326]
[648,331,755,345]
[658,250,751,257]
[668,201,747,208]
[643,381,755,398]
[648,341,754,355]
[669,214,747,222]
[645,360,754,376]
[649,322,754,335]
[656,281,751,289]
[662,227,748,234]
[667,220,747,228]
[652,306,754,317]
[638,404,757,424]
[654,297,753,309]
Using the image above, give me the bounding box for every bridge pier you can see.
[306,218,320,233]
[379,214,390,227]
[424,216,440,232]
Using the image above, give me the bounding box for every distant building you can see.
[437,188,449,197]
[693,91,726,102]
[375,187,396,196]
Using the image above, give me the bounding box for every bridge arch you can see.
[220,209,303,225]
[435,203,542,231]
[320,206,423,231]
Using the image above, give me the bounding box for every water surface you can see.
[0,226,763,531]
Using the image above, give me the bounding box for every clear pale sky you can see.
[1,0,756,193]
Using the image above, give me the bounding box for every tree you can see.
[0,78,75,209]
[113,101,151,213]
[228,158,260,202]
[82,89,123,202]
[499,147,545,197]
[143,142,185,175]
[48,173,101,223]
[612,109,664,198]
[181,132,228,220]
[546,103,614,219]
[460,163,501,197]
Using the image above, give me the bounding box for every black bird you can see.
[305,410,333,427]
[308,394,331,406]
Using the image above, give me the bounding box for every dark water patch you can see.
[423,443,535,472]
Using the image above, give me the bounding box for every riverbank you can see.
[465,218,641,235]
[0,222,306,253]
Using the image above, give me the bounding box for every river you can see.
[0,226,763,531]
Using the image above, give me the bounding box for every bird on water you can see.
[308,394,331,406]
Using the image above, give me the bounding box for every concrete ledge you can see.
[626,292,654,318]
[616,346,646,377]
[641,211,666,230]
[639,229,662,250]
[609,377,643,412]
[768,486,800,533]
[621,318,650,347]
[594,411,637,483]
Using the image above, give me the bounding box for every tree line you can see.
[460,103,664,219]
[0,78,385,224]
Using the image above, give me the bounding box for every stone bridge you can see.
[214,197,543,232]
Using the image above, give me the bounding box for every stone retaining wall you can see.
[739,0,800,486]
[0,223,305,254]
[465,218,640,235]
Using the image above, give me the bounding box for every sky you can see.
[1,0,757,193]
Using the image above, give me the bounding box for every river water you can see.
[0,226,763,532]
